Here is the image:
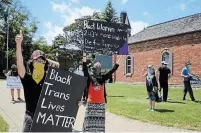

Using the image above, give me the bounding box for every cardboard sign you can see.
[83,20,128,55]
[6,76,23,89]
[96,55,113,69]
[30,67,87,132]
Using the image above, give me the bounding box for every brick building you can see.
[114,13,201,85]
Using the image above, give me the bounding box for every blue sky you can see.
[20,0,201,44]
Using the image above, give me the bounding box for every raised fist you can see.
[15,30,23,45]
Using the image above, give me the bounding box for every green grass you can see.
[106,84,201,131]
[0,115,8,132]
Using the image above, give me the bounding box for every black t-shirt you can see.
[9,70,18,77]
[20,73,45,113]
[158,66,171,81]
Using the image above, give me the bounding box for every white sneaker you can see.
[146,108,151,111]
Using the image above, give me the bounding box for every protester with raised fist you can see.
[82,53,119,132]
[181,61,196,101]
[16,31,49,132]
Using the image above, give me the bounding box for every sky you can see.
[20,0,201,45]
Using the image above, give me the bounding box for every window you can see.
[160,49,173,74]
[124,55,134,75]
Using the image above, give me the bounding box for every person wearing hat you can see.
[181,61,195,101]
[6,64,22,102]
[157,61,171,102]
[143,64,158,111]
[143,65,160,102]
[15,31,49,132]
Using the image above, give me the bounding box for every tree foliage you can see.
[51,0,119,71]
[0,0,38,75]
[101,0,119,23]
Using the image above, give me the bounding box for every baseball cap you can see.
[147,65,153,68]
[31,50,46,60]
[185,61,191,66]
[161,61,168,65]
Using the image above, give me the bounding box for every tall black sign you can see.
[30,67,87,132]
[83,20,128,55]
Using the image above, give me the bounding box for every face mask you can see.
[186,65,191,70]
[32,62,45,84]
[147,67,153,74]
[92,67,101,76]
[12,68,16,72]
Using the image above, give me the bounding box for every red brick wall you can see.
[114,31,201,84]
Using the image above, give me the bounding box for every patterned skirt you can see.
[82,102,105,132]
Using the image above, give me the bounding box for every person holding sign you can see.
[82,53,119,132]
[181,61,196,101]
[15,31,49,132]
[6,64,22,102]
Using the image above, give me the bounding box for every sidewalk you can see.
[0,80,196,132]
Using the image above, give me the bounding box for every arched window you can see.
[160,49,173,74]
[124,55,134,75]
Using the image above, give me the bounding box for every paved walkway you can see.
[0,80,198,132]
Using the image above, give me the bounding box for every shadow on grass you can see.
[155,109,175,113]
[167,101,186,104]
[108,95,125,98]
[194,100,201,104]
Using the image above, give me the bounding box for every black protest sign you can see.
[83,19,128,55]
[30,67,87,132]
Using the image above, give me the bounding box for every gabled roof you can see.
[128,13,201,44]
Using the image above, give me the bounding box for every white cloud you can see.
[178,3,186,11]
[43,1,99,45]
[130,21,149,35]
[71,0,80,3]
[143,12,150,17]
[43,22,63,44]
[61,6,99,25]
[122,0,128,4]
[50,1,70,13]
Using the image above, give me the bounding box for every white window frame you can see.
[124,55,134,76]
[160,49,173,74]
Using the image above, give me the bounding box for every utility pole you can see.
[3,0,11,72]
[6,6,9,72]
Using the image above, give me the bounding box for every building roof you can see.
[128,13,201,44]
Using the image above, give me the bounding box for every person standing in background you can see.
[143,65,159,102]
[157,61,171,102]
[7,64,22,102]
[181,61,195,101]
[144,65,158,111]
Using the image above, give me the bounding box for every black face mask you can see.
[92,67,101,76]
[12,68,16,72]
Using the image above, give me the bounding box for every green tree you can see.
[52,0,120,71]
[101,0,119,23]
[0,0,38,75]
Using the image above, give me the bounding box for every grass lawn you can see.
[0,115,8,132]
[106,84,201,131]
